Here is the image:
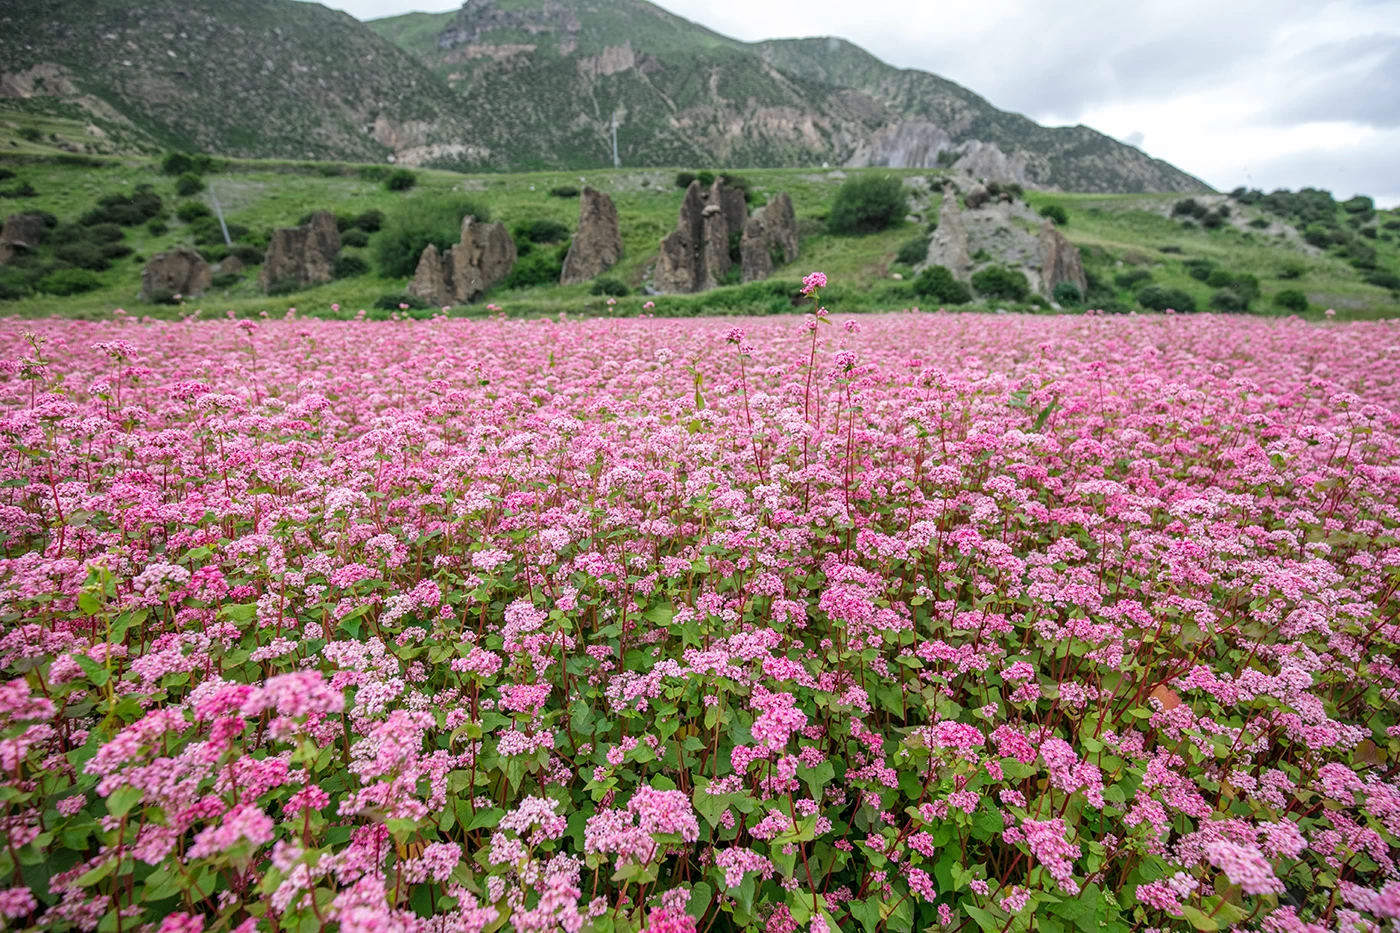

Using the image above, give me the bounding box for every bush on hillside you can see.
[353,210,385,232]
[84,223,124,244]
[101,242,133,260]
[161,152,214,176]
[1209,288,1246,312]
[1278,262,1306,279]
[1184,259,1215,281]
[1173,198,1209,219]
[1201,210,1226,230]
[1114,268,1153,289]
[357,166,390,183]
[176,173,205,197]
[229,244,264,265]
[895,234,930,266]
[504,250,564,289]
[340,229,369,248]
[334,255,369,279]
[549,186,580,199]
[1052,280,1083,305]
[1274,289,1309,312]
[1136,284,1198,312]
[971,265,1031,302]
[1365,270,1400,291]
[147,220,169,237]
[514,219,571,244]
[372,196,491,279]
[1039,204,1069,226]
[176,202,212,223]
[385,169,418,192]
[590,277,629,297]
[827,175,908,236]
[54,242,110,271]
[38,268,102,295]
[911,265,971,304]
[82,191,164,226]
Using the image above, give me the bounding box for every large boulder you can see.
[409,244,451,307]
[964,184,991,210]
[559,186,622,284]
[0,213,47,265]
[140,247,211,301]
[260,211,339,292]
[1039,219,1087,297]
[652,178,749,294]
[407,215,517,306]
[923,192,971,281]
[739,192,798,283]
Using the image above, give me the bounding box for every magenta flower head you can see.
[331,303,340,312]
[801,271,828,296]
[725,326,746,345]
[399,303,409,310]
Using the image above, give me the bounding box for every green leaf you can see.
[105,785,142,818]
[687,882,713,920]
[74,654,109,686]
[964,905,1004,933]
[1180,906,1219,931]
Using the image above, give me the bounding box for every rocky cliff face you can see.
[560,187,623,285]
[260,212,339,293]
[922,191,1088,299]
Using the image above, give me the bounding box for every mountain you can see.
[0,0,475,163]
[0,0,1210,193]
[368,1,1206,192]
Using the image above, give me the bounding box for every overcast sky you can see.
[322,0,1400,205]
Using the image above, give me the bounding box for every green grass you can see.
[1,152,1395,321]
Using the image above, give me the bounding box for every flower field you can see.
[2,292,1400,933]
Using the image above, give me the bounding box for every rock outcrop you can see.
[559,187,622,285]
[739,193,799,283]
[140,248,211,301]
[260,211,339,292]
[407,215,517,306]
[923,189,1085,299]
[964,184,991,210]
[652,178,750,294]
[0,213,47,265]
[1039,219,1087,297]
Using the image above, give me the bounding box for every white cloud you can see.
[319,0,1400,204]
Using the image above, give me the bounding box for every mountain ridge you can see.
[0,0,1210,192]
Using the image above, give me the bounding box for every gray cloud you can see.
[1229,129,1400,206]
[1264,34,1400,128]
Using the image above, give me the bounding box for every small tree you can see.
[385,169,418,192]
[911,265,971,305]
[971,265,1031,302]
[1039,204,1069,226]
[1274,289,1309,312]
[827,175,908,235]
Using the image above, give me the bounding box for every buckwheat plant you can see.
[0,280,1398,933]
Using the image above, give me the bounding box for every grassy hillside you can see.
[0,153,1395,321]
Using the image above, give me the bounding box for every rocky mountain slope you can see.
[0,0,474,163]
[1,0,1210,193]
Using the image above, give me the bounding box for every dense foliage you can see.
[827,177,908,236]
[1,278,1399,933]
[372,197,491,279]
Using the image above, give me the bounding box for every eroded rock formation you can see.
[739,193,799,284]
[560,187,622,285]
[260,211,339,292]
[141,248,211,301]
[407,215,517,305]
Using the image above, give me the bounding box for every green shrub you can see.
[1278,262,1305,279]
[1274,289,1309,312]
[1205,268,1234,288]
[1184,259,1215,281]
[81,191,163,226]
[1248,217,1270,229]
[199,245,230,263]
[1303,225,1332,249]
[54,242,110,271]
[373,196,490,278]
[357,165,390,183]
[385,169,417,192]
[1114,268,1153,288]
[162,152,211,175]
[590,277,629,297]
[0,280,26,301]
[1172,198,1208,219]
[0,169,12,182]
[229,244,264,265]
[1365,270,1400,291]
[100,242,133,259]
[147,220,169,237]
[911,265,971,304]
[1052,280,1083,305]
[334,255,369,279]
[1209,289,1246,312]
[176,202,211,223]
[48,223,91,246]
[1099,299,1132,315]
[1342,195,1375,215]
[84,223,124,244]
[317,163,344,177]
[353,210,385,232]
[1233,273,1260,305]
[1137,284,1198,312]
[515,219,571,244]
[373,292,429,311]
[504,247,564,289]
[1039,204,1069,226]
[340,229,369,248]
[548,186,580,199]
[175,173,205,197]
[189,218,246,246]
[1,182,37,199]
[38,268,102,295]
[675,172,696,189]
[1360,226,1378,239]
[696,171,716,188]
[1201,211,1226,230]
[211,272,242,288]
[827,175,908,236]
[895,235,930,266]
[970,265,1030,302]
